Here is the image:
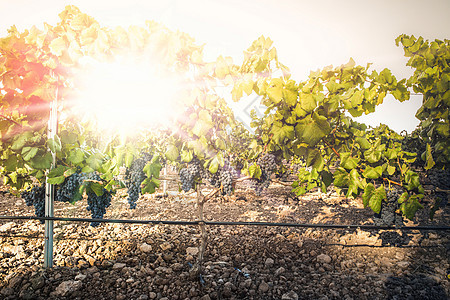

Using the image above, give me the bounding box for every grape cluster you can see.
[373,188,403,227]
[179,157,239,195]
[223,159,240,179]
[179,168,195,192]
[250,153,278,195]
[21,184,46,224]
[56,173,82,203]
[125,155,151,209]
[427,169,449,207]
[179,158,203,192]
[257,153,277,174]
[218,168,233,195]
[87,189,112,227]
[277,159,302,181]
[80,172,112,227]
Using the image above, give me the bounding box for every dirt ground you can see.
[0,177,448,300]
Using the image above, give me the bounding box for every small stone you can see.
[30,275,45,290]
[200,295,211,300]
[186,247,199,256]
[116,294,126,300]
[258,281,269,293]
[75,274,87,281]
[84,255,96,266]
[397,261,410,268]
[159,242,172,251]
[149,292,157,299]
[52,280,82,297]
[428,233,438,239]
[275,266,285,276]
[317,254,332,264]
[77,259,89,268]
[1,287,14,296]
[282,291,299,300]
[113,263,126,269]
[7,275,22,289]
[265,258,274,268]
[139,243,152,253]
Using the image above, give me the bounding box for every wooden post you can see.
[190,184,207,279]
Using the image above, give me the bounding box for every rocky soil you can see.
[0,180,448,300]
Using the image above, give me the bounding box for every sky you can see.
[1,0,449,133]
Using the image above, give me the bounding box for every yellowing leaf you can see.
[49,37,67,56]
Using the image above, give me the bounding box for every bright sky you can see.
[1,0,449,133]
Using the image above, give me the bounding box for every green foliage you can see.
[396,34,450,168]
[0,6,444,222]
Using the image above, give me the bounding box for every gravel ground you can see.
[0,180,448,300]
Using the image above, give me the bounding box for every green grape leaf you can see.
[362,183,375,208]
[404,170,421,191]
[28,152,52,169]
[193,119,213,137]
[248,163,262,179]
[355,137,371,150]
[340,152,359,169]
[47,176,65,185]
[124,152,134,168]
[215,138,227,150]
[362,165,383,179]
[399,193,423,220]
[47,165,67,178]
[90,182,104,197]
[47,135,62,153]
[424,143,435,170]
[64,167,78,177]
[387,165,396,176]
[295,112,331,146]
[165,145,179,162]
[60,130,78,145]
[141,178,158,194]
[87,153,103,171]
[333,168,348,187]
[143,161,161,178]
[272,124,294,145]
[266,78,284,104]
[21,147,39,161]
[208,154,223,174]
[11,132,33,151]
[306,149,325,171]
[181,150,193,163]
[299,93,317,113]
[364,147,382,163]
[362,184,386,214]
[68,149,85,165]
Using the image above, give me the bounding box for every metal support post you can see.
[44,86,58,268]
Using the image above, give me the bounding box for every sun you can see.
[69,56,186,137]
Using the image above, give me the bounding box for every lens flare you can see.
[69,56,185,137]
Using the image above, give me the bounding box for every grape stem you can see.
[0,114,22,127]
[382,177,403,187]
